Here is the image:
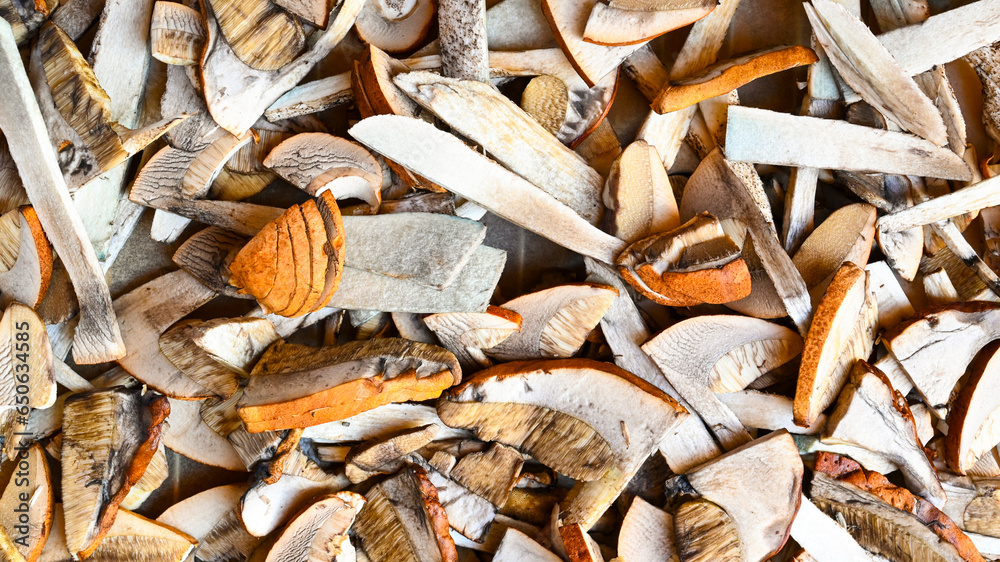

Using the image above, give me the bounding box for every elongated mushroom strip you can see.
[653,46,817,114]
[794,263,878,428]
[424,307,522,371]
[238,338,461,432]
[0,207,52,310]
[823,361,946,507]
[725,106,971,180]
[602,139,679,243]
[61,387,169,558]
[643,315,802,450]
[264,72,353,122]
[395,71,604,224]
[667,431,803,562]
[878,175,1000,233]
[150,1,206,66]
[617,213,751,307]
[582,0,714,47]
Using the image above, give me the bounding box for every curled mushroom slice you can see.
[823,361,946,507]
[238,338,461,432]
[541,0,645,87]
[61,387,169,559]
[947,342,1000,474]
[793,262,877,428]
[0,443,52,562]
[602,139,679,243]
[263,492,365,562]
[353,466,458,562]
[485,284,616,362]
[345,424,440,483]
[666,430,803,562]
[437,358,687,482]
[159,317,280,399]
[653,46,817,114]
[0,207,52,310]
[263,133,382,211]
[150,1,207,66]
[582,0,715,47]
[886,302,1000,416]
[616,212,751,307]
[811,452,982,562]
[229,191,346,317]
[423,307,522,372]
[354,0,435,53]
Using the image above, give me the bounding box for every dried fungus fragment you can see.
[423,306,523,372]
[354,0,435,53]
[150,1,206,66]
[618,497,677,562]
[947,342,1000,474]
[345,424,439,483]
[263,492,365,562]
[0,443,52,562]
[206,0,304,71]
[673,499,740,562]
[44,504,197,562]
[583,0,715,47]
[602,139,679,243]
[263,133,382,210]
[0,206,51,310]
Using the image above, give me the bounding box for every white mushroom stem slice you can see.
[263,492,365,562]
[352,466,458,562]
[437,358,687,482]
[263,133,382,209]
[794,263,878,428]
[156,483,248,546]
[486,283,615,362]
[806,0,946,145]
[886,302,1000,414]
[582,0,714,47]
[789,495,874,562]
[438,0,489,81]
[541,0,645,86]
[114,269,218,399]
[947,342,1000,474]
[354,0,435,54]
[161,399,244,472]
[719,391,825,434]
[150,1,206,66]
[602,139,679,243]
[423,307,522,372]
[394,71,604,224]
[182,132,252,199]
[878,174,1000,233]
[617,497,676,562]
[667,430,803,562]
[349,115,626,263]
[0,443,52,562]
[263,72,353,122]
[0,207,52,310]
[0,21,124,365]
[642,315,802,450]
[725,106,971,180]
[823,361,946,507]
[866,260,915,332]
[494,527,561,562]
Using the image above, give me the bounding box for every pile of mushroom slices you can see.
[8,0,1000,559]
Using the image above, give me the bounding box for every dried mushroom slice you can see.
[205,0,304,71]
[617,212,751,307]
[582,0,715,47]
[436,359,687,481]
[120,442,169,511]
[262,492,364,562]
[811,453,983,562]
[301,403,470,443]
[156,483,248,544]
[666,430,803,562]
[0,443,52,562]
[673,499,740,562]
[823,361,946,507]
[602,139,680,243]
[182,132,253,199]
[423,307,523,372]
[238,338,461,432]
[159,317,279,399]
[653,46,817,114]
[150,1,207,66]
[43,504,197,562]
[263,133,382,210]
[793,262,877,428]
[352,466,458,562]
[947,342,1000,474]
[411,453,497,543]
[559,523,604,562]
[61,387,170,559]
[229,191,346,317]
[354,0,435,53]
[494,527,561,562]
[172,227,252,299]
[160,398,245,472]
[541,0,644,86]
[0,302,55,414]
[345,424,439,483]
[618,497,677,562]
[0,207,52,310]
[792,203,877,295]
[485,284,615,362]
[718,390,825,434]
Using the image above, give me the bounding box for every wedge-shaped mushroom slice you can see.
[302,403,471,443]
[520,74,570,137]
[264,72,353,122]
[238,338,461,432]
[394,71,605,225]
[792,203,876,295]
[794,263,877,428]
[355,0,435,53]
[0,302,55,415]
[160,398,245,471]
[673,499,740,562]
[437,358,687,481]
[486,284,615,362]
[424,307,522,372]
[718,391,825,434]
[653,46,817,114]
[159,317,279,400]
[643,315,802,450]
[666,430,803,562]
[120,442,168,511]
[541,0,645,86]
[947,342,1000,474]
[229,191,346,317]
[618,497,676,562]
[263,133,381,210]
[582,0,714,47]
[157,482,250,561]
[411,452,498,543]
[812,452,983,562]
[0,443,52,562]
[0,207,51,310]
[494,527,560,562]
[353,466,458,562]
[150,1,206,66]
[345,424,440,483]
[262,492,364,562]
[44,504,197,562]
[206,0,303,71]
[602,140,679,243]
[823,361,946,507]
[617,213,751,307]
[182,132,253,199]
[559,523,605,562]
[886,302,1000,414]
[61,387,169,558]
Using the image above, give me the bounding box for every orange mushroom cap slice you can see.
[947,341,1000,474]
[583,0,715,47]
[0,206,52,310]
